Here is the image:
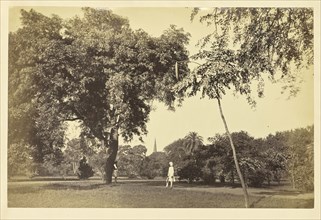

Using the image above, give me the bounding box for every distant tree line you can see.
[169,126,313,192]
[8,125,313,191]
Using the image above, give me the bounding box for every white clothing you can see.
[167,167,174,178]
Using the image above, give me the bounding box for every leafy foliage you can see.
[64,137,107,179]
[177,7,313,207]
[117,145,147,178]
[8,143,33,177]
[140,152,168,179]
[163,132,203,170]
[77,156,94,179]
[286,126,314,191]
[172,126,313,189]
[9,8,190,182]
[164,138,188,168]
[183,132,204,154]
[177,160,202,183]
[63,138,87,174]
[184,8,313,103]
[258,133,288,184]
[8,9,67,164]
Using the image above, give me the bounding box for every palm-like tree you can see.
[183,132,203,155]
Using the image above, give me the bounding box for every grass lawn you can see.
[7,179,314,208]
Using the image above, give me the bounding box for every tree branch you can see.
[64,117,83,121]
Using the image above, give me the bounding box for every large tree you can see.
[9,8,190,183]
[175,8,313,208]
[8,9,69,174]
[117,144,147,177]
[259,132,288,185]
[140,152,168,179]
[164,138,189,168]
[286,126,314,191]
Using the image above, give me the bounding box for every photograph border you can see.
[1,1,320,219]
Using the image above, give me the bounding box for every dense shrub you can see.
[201,166,216,184]
[140,166,157,179]
[294,164,314,191]
[178,160,202,182]
[286,127,314,192]
[140,152,168,179]
[248,169,266,187]
[77,157,94,179]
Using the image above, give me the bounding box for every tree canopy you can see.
[174,7,313,208]
[178,8,313,104]
[9,8,190,175]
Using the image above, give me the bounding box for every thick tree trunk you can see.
[104,127,118,184]
[217,98,250,208]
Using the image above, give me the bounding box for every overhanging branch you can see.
[64,117,83,122]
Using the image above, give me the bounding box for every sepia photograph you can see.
[1,1,320,219]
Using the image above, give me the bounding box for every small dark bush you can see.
[178,160,202,183]
[248,169,266,187]
[219,174,226,183]
[141,169,157,179]
[128,174,137,179]
[201,166,216,184]
[77,157,94,180]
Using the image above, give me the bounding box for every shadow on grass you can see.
[253,189,302,196]
[43,183,108,190]
[9,177,96,182]
[8,186,42,194]
[9,182,122,194]
[250,195,270,208]
[149,181,292,191]
[151,181,244,189]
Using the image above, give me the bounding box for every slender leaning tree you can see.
[175,8,313,208]
[9,8,190,183]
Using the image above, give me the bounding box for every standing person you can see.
[113,161,118,183]
[166,162,175,189]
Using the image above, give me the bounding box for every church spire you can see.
[153,138,157,153]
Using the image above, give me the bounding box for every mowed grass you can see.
[8,180,313,208]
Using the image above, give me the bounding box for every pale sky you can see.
[9,7,314,155]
